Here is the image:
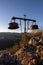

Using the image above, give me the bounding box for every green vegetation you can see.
[20,33,31,47]
[7,44,20,53]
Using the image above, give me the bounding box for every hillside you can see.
[0,32,43,65]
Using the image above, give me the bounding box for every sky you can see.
[0,0,43,33]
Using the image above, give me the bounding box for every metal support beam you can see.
[12,16,36,22]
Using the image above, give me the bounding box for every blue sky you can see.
[0,0,43,32]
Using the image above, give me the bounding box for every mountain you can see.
[0,32,21,50]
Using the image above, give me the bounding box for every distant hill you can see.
[0,32,21,38]
[0,32,22,50]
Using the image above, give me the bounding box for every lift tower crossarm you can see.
[12,16,36,22]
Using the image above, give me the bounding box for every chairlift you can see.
[8,18,19,29]
[29,21,39,30]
